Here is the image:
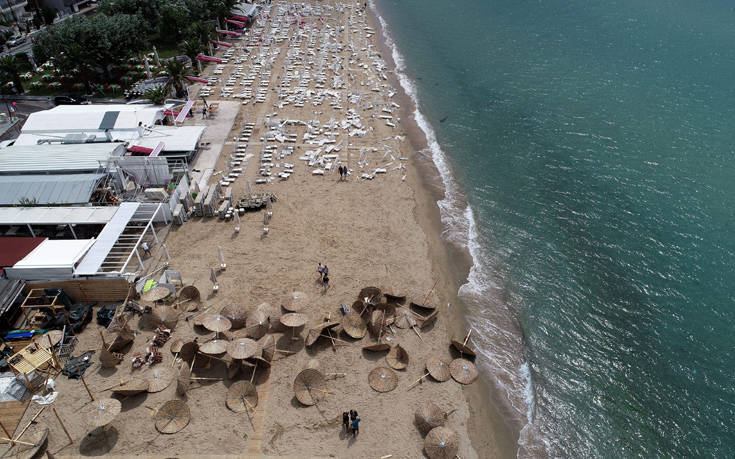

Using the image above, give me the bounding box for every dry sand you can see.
[2,1,514,457]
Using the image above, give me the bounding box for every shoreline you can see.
[366,2,522,457]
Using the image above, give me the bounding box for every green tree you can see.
[0,55,23,94]
[158,0,190,45]
[98,0,160,33]
[180,39,203,69]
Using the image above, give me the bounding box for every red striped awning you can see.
[226,19,245,27]
[211,40,233,48]
[186,76,209,84]
[127,145,153,154]
[197,54,224,63]
[217,29,242,37]
[231,14,249,22]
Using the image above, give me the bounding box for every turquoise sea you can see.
[372,0,735,456]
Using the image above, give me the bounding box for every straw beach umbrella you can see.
[424,426,459,459]
[415,402,455,434]
[221,304,248,329]
[202,314,232,334]
[84,398,121,428]
[342,312,367,339]
[176,365,191,395]
[227,338,259,360]
[386,344,409,370]
[147,367,175,393]
[155,400,190,434]
[395,309,417,329]
[293,368,327,406]
[450,358,478,385]
[226,381,258,413]
[369,366,398,393]
[363,341,391,352]
[282,291,308,312]
[369,309,386,336]
[305,321,339,347]
[426,356,451,382]
[246,309,269,339]
[358,286,382,303]
[141,285,173,302]
[199,339,228,355]
[111,378,148,396]
[280,313,308,340]
[451,330,476,357]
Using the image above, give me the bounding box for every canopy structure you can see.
[0,144,125,174]
[0,206,118,227]
[174,101,195,124]
[14,104,172,146]
[4,239,94,280]
[226,19,245,27]
[186,76,210,84]
[217,30,242,37]
[135,126,206,154]
[211,40,233,48]
[0,237,46,269]
[0,173,105,206]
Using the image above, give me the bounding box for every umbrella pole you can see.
[250,361,258,383]
[171,352,179,367]
[14,406,46,441]
[412,325,423,341]
[325,328,336,350]
[189,354,197,372]
[462,329,472,347]
[319,334,350,345]
[407,372,429,390]
[80,374,94,401]
[0,421,13,443]
[0,437,34,447]
[420,279,439,308]
[52,407,74,444]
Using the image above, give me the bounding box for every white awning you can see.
[0,206,118,226]
[134,126,206,152]
[4,239,95,280]
[0,143,125,173]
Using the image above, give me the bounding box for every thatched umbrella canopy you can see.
[363,342,391,352]
[415,402,448,434]
[305,321,339,347]
[358,286,382,303]
[83,398,121,427]
[246,309,269,339]
[282,291,309,312]
[152,305,180,330]
[155,400,190,434]
[221,304,248,329]
[177,285,201,312]
[202,314,232,333]
[227,338,260,360]
[368,366,398,393]
[450,358,479,385]
[260,334,276,362]
[342,312,367,339]
[368,309,386,336]
[395,309,417,329]
[111,378,148,396]
[426,355,451,382]
[170,338,184,354]
[147,367,175,393]
[386,344,409,370]
[450,338,476,358]
[199,339,228,355]
[424,426,459,459]
[418,310,439,329]
[226,381,258,413]
[141,285,173,302]
[179,340,199,363]
[34,330,63,348]
[176,365,191,395]
[293,368,327,406]
[410,300,436,312]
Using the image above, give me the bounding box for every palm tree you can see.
[164,58,188,98]
[180,39,202,70]
[0,55,23,94]
[144,85,170,105]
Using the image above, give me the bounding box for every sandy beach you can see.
[2,1,516,457]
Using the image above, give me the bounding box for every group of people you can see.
[338,165,349,181]
[342,409,360,437]
[317,262,330,291]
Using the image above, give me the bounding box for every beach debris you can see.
[61,351,95,379]
[217,246,227,270]
[99,348,124,368]
[177,285,201,312]
[237,192,277,211]
[424,426,459,459]
[152,325,172,347]
[425,356,451,382]
[293,368,328,406]
[415,402,454,434]
[305,321,340,347]
[176,365,191,395]
[226,381,258,413]
[386,344,409,370]
[154,400,190,434]
[83,398,121,428]
[449,358,478,385]
[368,366,398,393]
[210,267,219,293]
[282,291,309,312]
[146,367,175,393]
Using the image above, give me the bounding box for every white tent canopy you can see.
[4,239,95,280]
[134,125,206,153]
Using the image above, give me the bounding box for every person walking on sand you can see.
[318,262,325,279]
[322,275,330,292]
[351,414,360,438]
[342,411,350,433]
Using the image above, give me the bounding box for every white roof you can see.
[12,239,94,270]
[0,206,118,226]
[21,104,168,133]
[134,126,206,152]
[0,143,124,173]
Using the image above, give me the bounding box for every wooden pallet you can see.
[0,400,29,437]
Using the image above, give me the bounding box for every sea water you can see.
[372,0,735,456]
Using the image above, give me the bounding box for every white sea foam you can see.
[368,1,538,456]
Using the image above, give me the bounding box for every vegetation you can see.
[144,85,170,105]
[0,55,24,94]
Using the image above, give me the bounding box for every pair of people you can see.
[318,263,330,292]
[342,410,360,437]
[338,165,348,181]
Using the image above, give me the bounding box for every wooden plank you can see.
[24,280,132,303]
[0,400,29,436]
